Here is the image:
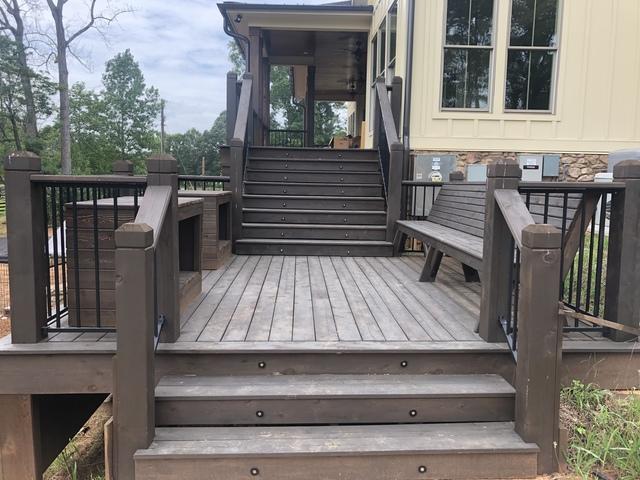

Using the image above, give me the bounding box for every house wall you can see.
[364,0,640,161]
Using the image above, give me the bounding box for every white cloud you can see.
[34,0,333,133]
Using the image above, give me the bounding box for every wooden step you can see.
[242,194,385,211]
[244,181,383,197]
[242,223,387,240]
[234,239,393,256]
[242,208,387,225]
[249,157,380,172]
[134,423,539,480]
[245,169,382,184]
[155,374,515,426]
[249,146,379,161]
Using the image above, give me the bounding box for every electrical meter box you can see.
[466,164,487,182]
[518,154,544,182]
[412,154,456,216]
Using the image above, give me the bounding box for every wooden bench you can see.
[397,182,585,283]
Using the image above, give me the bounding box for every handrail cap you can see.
[4,151,41,172]
[115,223,154,249]
[389,141,403,151]
[487,159,521,179]
[230,138,244,147]
[147,154,178,174]
[522,224,562,249]
[613,159,640,179]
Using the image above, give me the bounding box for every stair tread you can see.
[135,423,538,458]
[246,168,380,174]
[250,147,379,153]
[249,156,378,163]
[244,180,382,187]
[235,239,393,246]
[242,223,387,230]
[242,208,386,214]
[156,374,514,399]
[243,194,384,201]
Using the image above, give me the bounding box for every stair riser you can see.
[235,242,393,256]
[243,197,386,211]
[250,159,380,172]
[243,211,386,225]
[249,148,378,161]
[246,171,382,184]
[242,227,387,241]
[244,184,383,196]
[135,452,538,480]
[155,353,515,379]
[156,397,514,426]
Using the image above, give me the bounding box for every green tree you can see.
[101,49,161,171]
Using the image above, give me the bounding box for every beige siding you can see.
[366,0,640,153]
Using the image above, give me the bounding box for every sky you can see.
[52,0,331,134]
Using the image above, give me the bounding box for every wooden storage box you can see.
[179,191,232,270]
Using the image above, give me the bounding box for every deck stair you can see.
[236,147,394,256]
[134,373,539,479]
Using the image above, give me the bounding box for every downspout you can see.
[223,16,250,73]
[401,0,415,214]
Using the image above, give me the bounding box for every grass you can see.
[561,381,640,480]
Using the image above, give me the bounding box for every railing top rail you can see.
[178,175,230,182]
[232,74,253,144]
[268,129,306,133]
[494,189,537,250]
[519,181,625,192]
[129,185,172,249]
[375,79,401,148]
[401,180,486,186]
[31,174,147,186]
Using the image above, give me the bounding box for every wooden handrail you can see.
[494,189,536,249]
[232,74,253,144]
[31,174,147,185]
[131,185,172,249]
[375,80,401,149]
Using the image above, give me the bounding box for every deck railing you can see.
[178,174,230,191]
[373,77,404,243]
[268,129,306,147]
[222,72,253,243]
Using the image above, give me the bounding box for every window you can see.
[505,0,559,111]
[442,0,494,110]
[388,2,398,68]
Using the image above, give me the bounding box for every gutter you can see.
[402,0,415,181]
[220,5,251,73]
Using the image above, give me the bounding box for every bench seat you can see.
[397,220,483,273]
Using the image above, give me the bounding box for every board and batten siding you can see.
[365,0,640,154]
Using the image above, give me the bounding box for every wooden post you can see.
[146,154,180,342]
[372,78,382,148]
[114,223,155,480]
[390,76,403,130]
[226,72,238,145]
[229,139,244,245]
[112,160,133,176]
[386,142,403,243]
[515,224,562,474]
[0,394,43,479]
[304,66,316,147]
[479,159,522,342]
[4,151,47,344]
[606,160,640,341]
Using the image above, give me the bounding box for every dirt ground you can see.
[0,315,9,338]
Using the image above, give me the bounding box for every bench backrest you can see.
[427,183,583,239]
[427,183,486,238]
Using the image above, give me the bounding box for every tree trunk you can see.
[48,1,72,174]
[12,11,38,142]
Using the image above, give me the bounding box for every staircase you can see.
[235,147,394,256]
[134,372,539,479]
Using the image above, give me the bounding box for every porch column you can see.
[4,151,47,344]
[0,395,43,479]
[146,154,180,342]
[249,27,264,146]
[606,160,640,341]
[226,72,239,145]
[304,66,316,147]
[478,160,522,342]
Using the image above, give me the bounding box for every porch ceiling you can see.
[267,30,368,101]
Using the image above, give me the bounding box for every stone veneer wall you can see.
[412,151,609,181]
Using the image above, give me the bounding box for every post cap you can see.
[4,151,41,172]
[112,160,133,175]
[487,159,521,179]
[115,223,154,248]
[449,171,464,182]
[613,159,640,180]
[521,224,562,249]
[146,154,178,174]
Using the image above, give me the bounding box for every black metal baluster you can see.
[42,188,52,318]
[593,192,608,318]
[72,188,81,325]
[50,188,61,327]
[92,188,101,328]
